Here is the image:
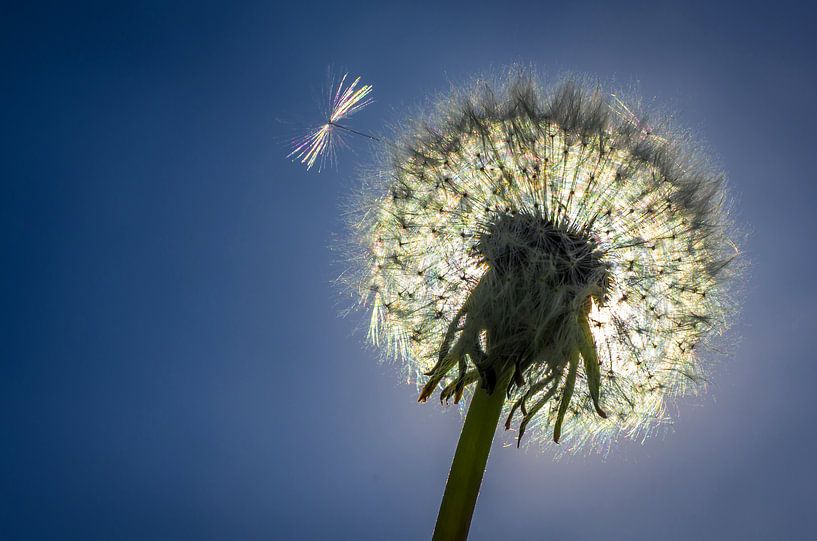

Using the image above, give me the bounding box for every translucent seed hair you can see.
[347,71,739,453]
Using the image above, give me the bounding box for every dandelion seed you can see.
[610,93,666,142]
[288,73,374,171]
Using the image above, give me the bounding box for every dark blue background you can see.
[2,1,816,539]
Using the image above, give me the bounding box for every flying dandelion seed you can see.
[343,69,740,540]
[288,73,374,171]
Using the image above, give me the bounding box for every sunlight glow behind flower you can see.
[349,73,739,453]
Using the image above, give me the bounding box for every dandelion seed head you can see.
[348,70,739,453]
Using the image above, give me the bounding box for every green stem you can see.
[432,369,512,541]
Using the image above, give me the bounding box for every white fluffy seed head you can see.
[346,70,740,454]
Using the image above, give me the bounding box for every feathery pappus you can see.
[348,71,740,453]
[288,73,374,172]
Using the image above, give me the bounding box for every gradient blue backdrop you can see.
[2,1,816,539]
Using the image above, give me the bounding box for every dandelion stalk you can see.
[432,367,512,541]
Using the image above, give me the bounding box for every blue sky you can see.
[2,1,816,539]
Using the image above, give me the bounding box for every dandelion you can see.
[348,70,739,539]
[288,73,374,171]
